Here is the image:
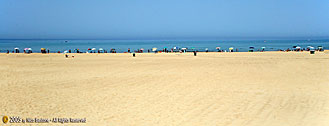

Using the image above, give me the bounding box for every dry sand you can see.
[1,52,329,126]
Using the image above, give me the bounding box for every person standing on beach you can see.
[194,51,197,56]
[128,48,131,53]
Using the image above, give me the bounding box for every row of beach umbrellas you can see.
[14,47,32,50]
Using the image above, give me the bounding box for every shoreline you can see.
[1,50,328,54]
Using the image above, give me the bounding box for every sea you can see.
[0,39,328,53]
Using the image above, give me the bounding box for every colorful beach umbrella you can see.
[140,48,144,51]
[24,48,29,51]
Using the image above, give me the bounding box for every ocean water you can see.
[0,39,328,53]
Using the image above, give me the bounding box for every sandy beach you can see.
[1,51,329,126]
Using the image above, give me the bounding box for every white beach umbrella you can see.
[28,48,32,50]
[92,48,96,51]
[152,48,157,51]
[296,46,301,49]
[24,48,29,51]
[63,50,68,54]
[99,48,104,51]
[310,47,315,51]
[140,48,144,51]
[261,47,266,49]
[14,47,19,50]
[205,48,208,50]
[173,47,177,50]
[181,48,187,50]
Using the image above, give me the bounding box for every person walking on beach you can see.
[194,51,197,56]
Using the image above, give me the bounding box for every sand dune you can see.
[1,52,329,126]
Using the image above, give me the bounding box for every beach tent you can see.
[41,48,46,53]
[110,48,116,53]
[98,48,104,53]
[90,48,96,53]
[293,46,301,51]
[14,47,19,53]
[229,47,234,52]
[318,46,323,51]
[249,46,255,52]
[261,47,266,51]
[216,47,221,52]
[24,48,32,53]
[181,48,187,53]
[310,47,315,54]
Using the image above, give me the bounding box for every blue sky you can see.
[0,0,328,39]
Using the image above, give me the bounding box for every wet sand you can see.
[1,51,329,126]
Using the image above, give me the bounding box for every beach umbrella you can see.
[229,47,234,50]
[14,47,19,50]
[216,47,221,50]
[173,47,177,50]
[24,48,29,51]
[152,48,157,51]
[28,48,32,50]
[140,48,144,51]
[205,48,208,50]
[63,50,68,54]
[310,47,315,51]
[261,47,266,49]
[41,48,46,50]
[181,48,187,50]
[99,48,104,51]
[296,46,301,49]
[92,48,96,51]
[249,46,255,49]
